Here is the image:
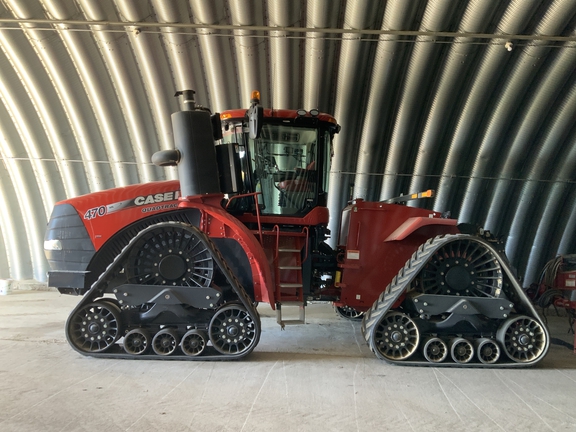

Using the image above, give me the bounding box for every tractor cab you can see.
[218,92,339,217]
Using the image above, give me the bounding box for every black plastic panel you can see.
[216,143,243,194]
[212,237,254,300]
[48,270,88,289]
[44,204,95,271]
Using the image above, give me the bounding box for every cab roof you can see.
[220,108,337,125]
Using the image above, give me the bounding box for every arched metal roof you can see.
[0,0,575,287]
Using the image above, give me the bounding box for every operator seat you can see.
[277,161,316,192]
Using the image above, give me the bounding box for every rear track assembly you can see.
[361,234,550,367]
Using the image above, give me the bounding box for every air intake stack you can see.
[152,90,221,198]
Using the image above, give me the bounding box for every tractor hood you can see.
[52,180,182,251]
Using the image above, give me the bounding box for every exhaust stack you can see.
[152,90,221,198]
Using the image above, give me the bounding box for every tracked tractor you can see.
[44,90,549,366]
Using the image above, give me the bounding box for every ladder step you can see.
[278,319,305,326]
[278,266,301,270]
[276,302,306,327]
[251,231,305,236]
[279,283,303,288]
[253,231,306,239]
[278,296,301,302]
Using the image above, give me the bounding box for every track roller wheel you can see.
[181,329,207,356]
[372,312,420,361]
[335,305,365,320]
[152,328,179,356]
[496,316,547,363]
[450,338,474,364]
[476,338,500,364]
[423,337,448,363]
[123,329,150,355]
[209,304,259,355]
[67,300,122,353]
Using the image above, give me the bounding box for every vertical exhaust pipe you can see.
[152,90,221,198]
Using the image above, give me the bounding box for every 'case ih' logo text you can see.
[134,191,180,206]
[83,190,181,220]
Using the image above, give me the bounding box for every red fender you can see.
[384,217,458,242]
[178,194,275,307]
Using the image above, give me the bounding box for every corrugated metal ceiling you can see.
[0,0,575,287]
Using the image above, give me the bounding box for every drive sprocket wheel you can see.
[372,312,420,361]
[209,304,259,355]
[125,224,214,287]
[418,238,502,297]
[67,300,122,353]
[497,316,547,363]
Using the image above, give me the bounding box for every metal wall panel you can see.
[0,0,574,286]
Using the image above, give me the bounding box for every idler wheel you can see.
[181,329,207,356]
[450,338,474,364]
[152,328,179,356]
[373,312,420,361]
[209,304,259,355]
[497,315,547,363]
[423,337,448,363]
[123,328,150,355]
[67,300,122,353]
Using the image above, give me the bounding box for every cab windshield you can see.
[221,119,332,216]
[249,124,318,215]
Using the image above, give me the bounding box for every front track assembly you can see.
[65,222,261,360]
[361,234,550,367]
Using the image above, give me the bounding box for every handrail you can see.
[302,227,309,262]
[272,225,280,260]
[254,194,263,245]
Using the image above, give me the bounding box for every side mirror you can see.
[247,105,263,139]
[211,113,223,140]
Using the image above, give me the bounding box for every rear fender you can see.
[388,221,460,310]
[384,217,458,242]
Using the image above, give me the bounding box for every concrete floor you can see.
[0,290,575,432]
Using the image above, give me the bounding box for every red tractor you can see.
[44,90,549,366]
